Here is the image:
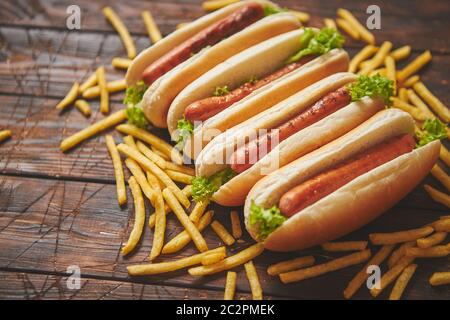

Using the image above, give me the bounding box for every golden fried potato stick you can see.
[431,165,450,192]
[424,184,450,208]
[121,176,145,255]
[230,210,242,239]
[343,245,395,299]
[323,18,336,29]
[398,88,408,102]
[413,82,450,122]
[280,250,371,284]
[142,11,162,43]
[60,110,127,152]
[337,8,375,44]
[127,246,225,275]
[151,145,170,160]
[336,18,359,40]
[211,220,235,246]
[290,11,309,23]
[124,158,156,203]
[123,135,138,149]
[103,6,136,59]
[417,232,447,249]
[189,200,210,224]
[348,45,378,73]
[358,41,392,75]
[390,45,411,61]
[202,0,240,11]
[387,241,415,269]
[82,79,127,99]
[105,135,127,206]
[96,66,109,114]
[321,241,368,252]
[166,170,194,185]
[406,89,435,118]
[136,140,167,169]
[397,51,432,82]
[245,261,263,300]
[406,245,449,258]
[433,218,450,232]
[224,271,237,300]
[74,100,92,118]
[429,272,450,286]
[188,243,265,276]
[149,189,166,261]
[402,75,420,88]
[0,130,12,144]
[165,161,195,176]
[440,146,450,167]
[79,73,97,93]
[369,226,434,245]
[391,97,427,121]
[163,187,208,252]
[389,263,417,300]
[267,256,315,276]
[385,55,397,94]
[56,82,79,111]
[111,57,132,70]
[201,250,227,266]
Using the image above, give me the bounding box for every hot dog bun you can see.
[183,49,349,160]
[244,109,440,252]
[126,0,276,86]
[141,12,301,128]
[195,72,385,206]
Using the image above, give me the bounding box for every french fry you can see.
[116,124,184,165]
[440,215,450,220]
[136,140,167,169]
[336,18,359,40]
[201,250,227,266]
[162,210,213,254]
[117,144,190,208]
[56,82,79,111]
[163,188,208,252]
[164,161,195,176]
[111,57,132,70]
[391,97,427,121]
[417,232,447,249]
[124,158,156,203]
[142,11,162,43]
[148,171,166,261]
[224,271,237,300]
[148,185,191,228]
[406,89,435,118]
[60,110,127,152]
[267,256,315,276]
[429,272,450,286]
[440,146,450,167]
[413,82,450,122]
[211,220,235,246]
[348,45,378,73]
[103,6,136,59]
[402,75,420,88]
[370,256,415,298]
[280,250,371,284]
[79,73,97,93]
[202,0,240,11]
[398,88,408,102]
[189,200,210,224]
[369,68,386,77]
[188,243,265,276]
[358,41,393,75]
[337,8,375,44]
[389,264,417,300]
[387,241,415,269]
[369,226,434,245]
[105,135,127,206]
[321,241,368,252]
[166,170,194,185]
[424,184,450,208]
[433,218,450,232]
[405,245,449,258]
[96,66,109,114]
[384,55,397,94]
[323,18,336,29]
[74,100,92,117]
[390,45,411,61]
[127,246,225,275]
[151,145,170,160]
[82,79,127,99]
[244,261,263,300]
[230,210,242,239]
[343,245,395,299]
[431,165,450,192]
[290,11,310,23]
[397,51,432,82]
[0,130,12,144]
[123,135,138,149]
[121,176,145,255]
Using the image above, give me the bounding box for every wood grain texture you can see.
[0,0,449,300]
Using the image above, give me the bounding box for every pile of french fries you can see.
[52,1,449,299]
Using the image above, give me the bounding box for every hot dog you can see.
[193,73,393,207]
[244,109,442,252]
[142,3,265,86]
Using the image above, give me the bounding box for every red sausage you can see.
[141,3,264,85]
[230,86,352,173]
[279,134,416,217]
[184,61,306,121]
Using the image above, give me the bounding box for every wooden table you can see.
[0,0,449,300]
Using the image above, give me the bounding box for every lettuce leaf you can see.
[347,74,394,104]
[123,81,148,106]
[176,118,194,149]
[263,5,286,16]
[125,105,149,129]
[416,118,447,147]
[213,86,230,97]
[192,167,236,202]
[249,200,286,241]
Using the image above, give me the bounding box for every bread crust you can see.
[243,109,440,251]
[143,12,301,128]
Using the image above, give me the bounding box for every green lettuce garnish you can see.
[416,118,447,147]
[176,118,194,149]
[249,200,286,241]
[347,74,394,105]
[247,76,259,85]
[287,27,345,63]
[123,81,149,128]
[213,86,230,97]
[263,5,286,16]
[124,81,148,106]
[192,167,236,202]
[125,106,149,129]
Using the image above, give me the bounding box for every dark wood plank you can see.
[0,175,448,299]
[0,270,256,300]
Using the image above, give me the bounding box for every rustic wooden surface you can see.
[0,0,449,300]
